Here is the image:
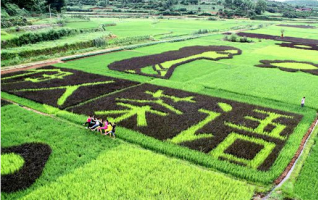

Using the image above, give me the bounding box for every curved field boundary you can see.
[1,143,52,193]
[278,42,318,51]
[237,32,318,45]
[256,60,318,76]
[276,24,316,29]
[108,45,242,79]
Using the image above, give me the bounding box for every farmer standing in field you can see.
[301,97,305,107]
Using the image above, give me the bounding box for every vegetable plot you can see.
[108,46,242,79]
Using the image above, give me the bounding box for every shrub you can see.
[94,37,107,47]
[2,28,104,48]
[1,17,31,28]
[230,34,237,42]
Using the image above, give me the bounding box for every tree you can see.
[46,0,65,13]
[255,0,266,15]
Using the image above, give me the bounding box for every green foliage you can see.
[2,85,316,185]
[170,108,219,143]
[1,153,25,175]
[225,109,294,140]
[1,104,255,200]
[46,0,65,12]
[93,37,107,47]
[255,0,267,15]
[293,126,318,200]
[2,28,104,48]
[230,34,237,42]
[1,31,111,61]
[211,132,276,169]
[272,62,317,70]
[1,17,31,28]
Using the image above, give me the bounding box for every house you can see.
[295,8,312,12]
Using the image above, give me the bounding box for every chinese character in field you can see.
[225,109,293,140]
[95,102,167,127]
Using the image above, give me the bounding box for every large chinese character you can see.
[95,102,167,127]
[170,102,232,144]
[14,81,114,106]
[2,69,72,83]
[224,109,293,140]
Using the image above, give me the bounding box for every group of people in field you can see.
[83,116,116,138]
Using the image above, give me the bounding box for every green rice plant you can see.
[225,109,294,140]
[169,108,219,144]
[15,80,114,106]
[210,132,276,169]
[1,103,255,200]
[292,126,318,200]
[1,153,24,175]
[273,62,317,70]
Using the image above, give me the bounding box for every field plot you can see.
[56,34,318,110]
[1,104,255,200]
[2,65,312,184]
[245,25,318,40]
[1,66,138,109]
[72,83,302,172]
[256,60,318,76]
[1,19,318,199]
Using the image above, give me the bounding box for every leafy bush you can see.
[2,28,104,48]
[93,37,107,47]
[230,34,237,42]
[1,40,94,60]
[1,17,31,28]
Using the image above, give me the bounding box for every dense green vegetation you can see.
[1,12,317,199]
[1,18,268,67]
[268,124,318,200]
[1,153,25,175]
[293,126,318,200]
[55,34,318,110]
[1,104,255,199]
[247,25,318,39]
